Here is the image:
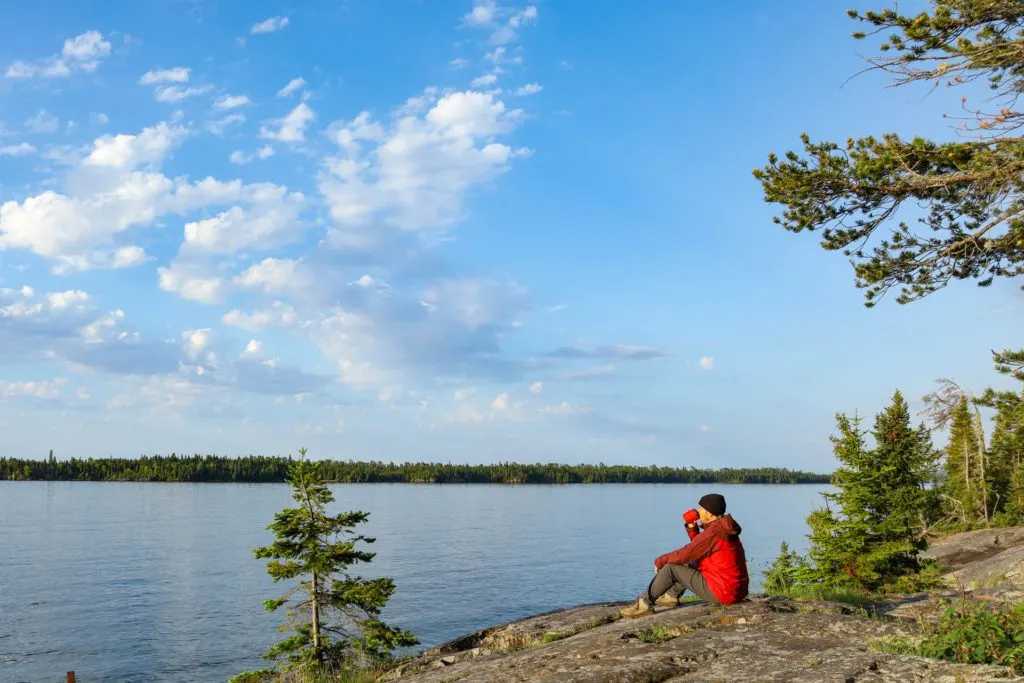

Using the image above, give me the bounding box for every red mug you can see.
[682,508,700,525]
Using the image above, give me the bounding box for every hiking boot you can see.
[655,594,680,607]
[619,597,652,618]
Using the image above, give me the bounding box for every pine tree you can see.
[754,2,1024,308]
[806,393,937,591]
[239,449,417,681]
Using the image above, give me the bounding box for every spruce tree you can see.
[806,392,937,591]
[945,398,988,524]
[237,449,417,681]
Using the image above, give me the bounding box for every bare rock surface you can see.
[381,527,1024,682]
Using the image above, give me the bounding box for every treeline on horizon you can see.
[0,453,832,484]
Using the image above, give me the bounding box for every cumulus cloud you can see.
[463,3,537,45]
[181,185,306,254]
[0,143,36,157]
[251,16,290,34]
[214,94,251,110]
[207,113,246,135]
[25,110,59,134]
[490,392,509,411]
[222,302,298,332]
[157,263,225,304]
[6,31,111,80]
[699,356,714,370]
[515,83,542,96]
[0,120,309,274]
[140,67,190,85]
[229,145,274,165]
[529,381,543,394]
[320,90,521,233]
[84,122,187,168]
[471,72,499,88]
[277,77,306,98]
[139,67,211,102]
[261,103,315,142]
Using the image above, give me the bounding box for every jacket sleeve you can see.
[655,529,718,570]
[685,525,700,541]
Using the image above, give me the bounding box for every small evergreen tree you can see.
[979,351,1024,522]
[805,392,937,591]
[762,541,810,596]
[945,398,988,524]
[236,448,416,681]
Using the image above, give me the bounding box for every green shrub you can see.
[879,601,1024,673]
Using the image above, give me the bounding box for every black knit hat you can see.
[698,493,726,517]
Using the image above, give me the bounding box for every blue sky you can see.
[0,0,1020,469]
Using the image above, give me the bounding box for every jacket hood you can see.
[709,514,742,537]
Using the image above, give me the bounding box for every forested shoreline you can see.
[0,453,831,484]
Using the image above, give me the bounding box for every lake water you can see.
[1,482,830,682]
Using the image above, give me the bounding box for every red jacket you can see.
[654,515,749,604]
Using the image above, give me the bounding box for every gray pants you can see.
[646,564,719,604]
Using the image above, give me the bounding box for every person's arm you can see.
[685,524,700,541]
[654,528,718,570]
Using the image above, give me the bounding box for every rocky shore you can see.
[382,528,1024,682]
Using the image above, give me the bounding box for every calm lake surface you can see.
[1,482,830,682]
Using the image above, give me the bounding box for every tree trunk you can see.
[974,407,989,523]
[311,570,321,654]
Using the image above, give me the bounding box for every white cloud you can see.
[182,328,212,360]
[207,113,246,135]
[464,1,497,26]
[25,110,59,134]
[155,84,213,103]
[140,67,190,85]
[699,356,714,371]
[699,423,712,433]
[515,83,542,96]
[5,31,112,80]
[84,122,187,169]
[113,246,147,268]
[181,185,306,254]
[0,378,66,399]
[0,123,308,275]
[471,72,499,87]
[529,381,543,394]
[139,67,211,103]
[229,145,274,165]
[233,258,303,293]
[214,94,251,110]
[277,77,306,98]
[261,103,315,143]
[0,143,36,157]
[222,302,297,332]
[242,339,263,358]
[450,57,469,69]
[491,392,509,411]
[320,90,521,232]
[157,263,225,304]
[251,16,290,34]
[91,112,110,125]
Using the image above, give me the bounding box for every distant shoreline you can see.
[0,454,832,485]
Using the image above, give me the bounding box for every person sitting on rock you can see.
[620,493,748,618]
